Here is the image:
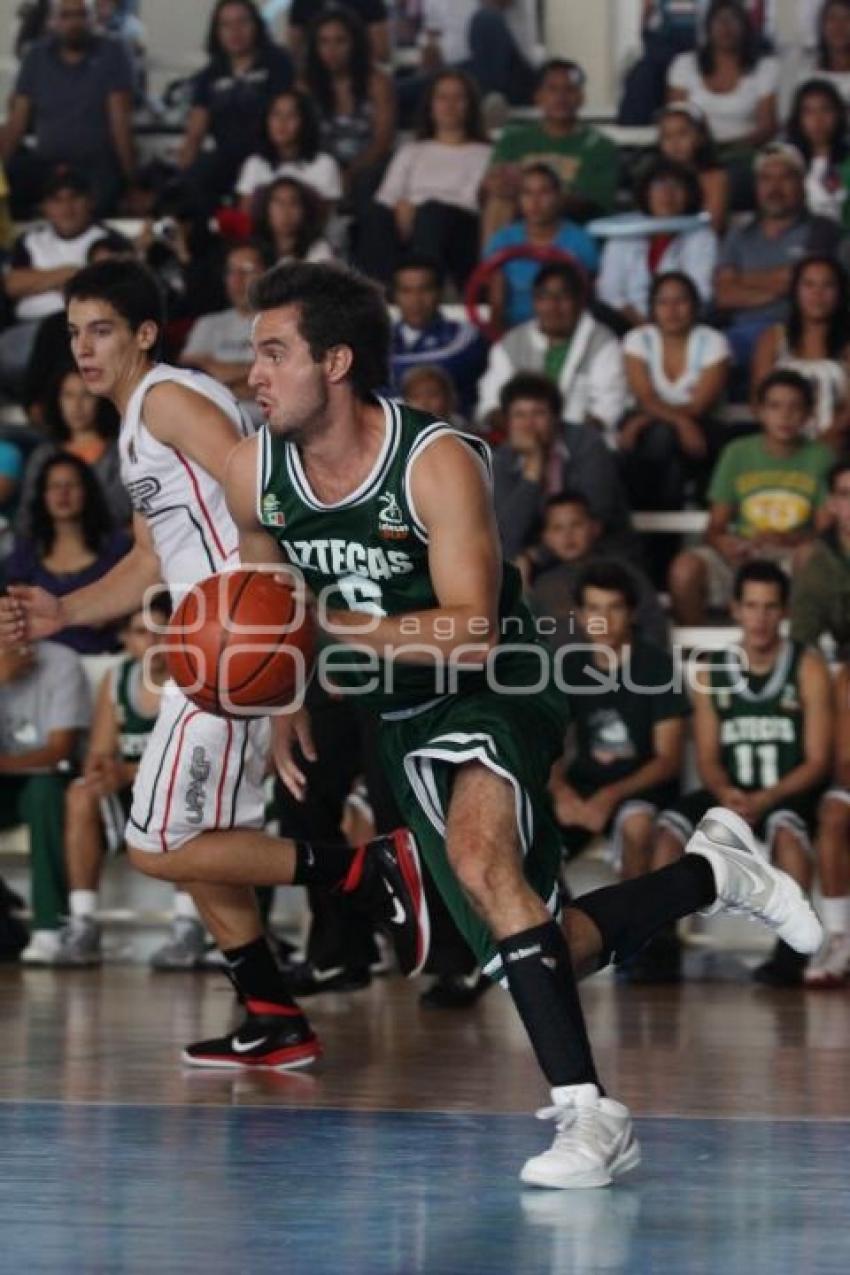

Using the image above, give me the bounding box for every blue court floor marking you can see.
[2,1104,848,1275]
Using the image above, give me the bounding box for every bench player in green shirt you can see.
[654,560,832,985]
[224,261,823,1188]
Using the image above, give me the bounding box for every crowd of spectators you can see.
[0,0,849,990]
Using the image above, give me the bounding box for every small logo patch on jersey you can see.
[377,491,409,540]
[126,475,162,515]
[262,492,286,528]
[185,746,211,825]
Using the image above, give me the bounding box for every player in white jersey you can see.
[0,260,429,1071]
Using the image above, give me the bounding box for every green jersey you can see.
[112,657,157,762]
[257,397,549,712]
[709,640,805,790]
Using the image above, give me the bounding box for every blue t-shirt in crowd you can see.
[0,440,23,518]
[484,221,599,329]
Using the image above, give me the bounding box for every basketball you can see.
[165,570,315,716]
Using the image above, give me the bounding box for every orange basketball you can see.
[165,570,315,717]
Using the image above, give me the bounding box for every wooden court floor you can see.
[1,965,848,1274]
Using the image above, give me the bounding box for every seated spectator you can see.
[0,440,24,523]
[140,186,229,330]
[549,561,688,913]
[236,89,343,211]
[786,79,850,224]
[526,491,668,650]
[484,162,599,332]
[751,256,850,449]
[180,240,271,423]
[0,161,11,250]
[0,637,90,965]
[492,373,636,561]
[0,0,136,217]
[596,160,719,328]
[0,168,107,395]
[796,0,850,107]
[17,366,129,535]
[4,455,131,655]
[791,458,850,656]
[400,365,467,430]
[302,6,396,226]
[359,70,491,288]
[418,0,478,73]
[806,663,850,987]
[254,176,335,265]
[714,142,843,370]
[287,0,390,67]
[482,59,620,241]
[177,0,294,210]
[669,369,833,623]
[54,594,206,970]
[390,256,487,418]
[466,0,536,107]
[667,0,779,171]
[655,559,831,987]
[654,101,729,231]
[93,0,147,104]
[621,271,730,513]
[477,261,627,447]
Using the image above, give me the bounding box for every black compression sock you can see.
[223,936,299,1011]
[292,839,360,890]
[572,855,717,967]
[498,921,602,1092]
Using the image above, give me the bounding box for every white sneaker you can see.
[686,807,823,955]
[20,929,62,965]
[804,933,850,988]
[54,917,103,967]
[519,1083,641,1190]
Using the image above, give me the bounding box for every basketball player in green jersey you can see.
[654,559,833,985]
[224,261,823,1188]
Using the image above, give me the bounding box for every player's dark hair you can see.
[532,260,587,301]
[392,253,444,290]
[575,560,639,611]
[26,453,114,560]
[733,559,790,606]
[64,259,165,336]
[499,372,563,419]
[636,158,703,216]
[649,270,701,319]
[544,489,593,517]
[755,367,815,412]
[206,0,271,62]
[828,457,850,490]
[250,261,390,400]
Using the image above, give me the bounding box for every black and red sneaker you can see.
[181,999,322,1071]
[345,829,430,977]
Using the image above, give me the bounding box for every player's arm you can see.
[692,662,739,803]
[142,381,246,486]
[325,435,501,666]
[0,94,31,164]
[755,649,833,807]
[596,716,687,807]
[0,730,78,774]
[224,434,287,567]
[0,514,162,646]
[831,664,850,788]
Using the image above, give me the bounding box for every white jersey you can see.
[119,364,252,601]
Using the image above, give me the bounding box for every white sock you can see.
[69,889,98,919]
[174,891,200,921]
[819,895,850,935]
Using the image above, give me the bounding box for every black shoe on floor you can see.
[182,998,321,1070]
[419,971,490,1010]
[350,829,430,977]
[621,934,683,985]
[288,961,371,997]
[752,939,807,988]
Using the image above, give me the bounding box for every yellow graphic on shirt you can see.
[740,488,812,533]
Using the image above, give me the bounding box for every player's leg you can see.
[617,808,655,880]
[53,778,107,966]
[806,792,850,987]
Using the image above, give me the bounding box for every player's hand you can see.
[552,785,584,827]
[271,706,317,801]
[84,754,123,797]
[719,786,754,821]
[0,585,65,647]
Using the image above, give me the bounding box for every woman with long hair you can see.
[655,101,729,230]
[236,88,342,211]
[17,366,130,536]
[798,0,850,105]
[4,454,131,655]
[751,255,850,448]
[177,0,294,206]
[786,79,850,223]
[360,69,490,287]
[254,176,334,264]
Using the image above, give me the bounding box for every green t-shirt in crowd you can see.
[491,121,619,214]
[707,433,833,537]
[543,338,571,383]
